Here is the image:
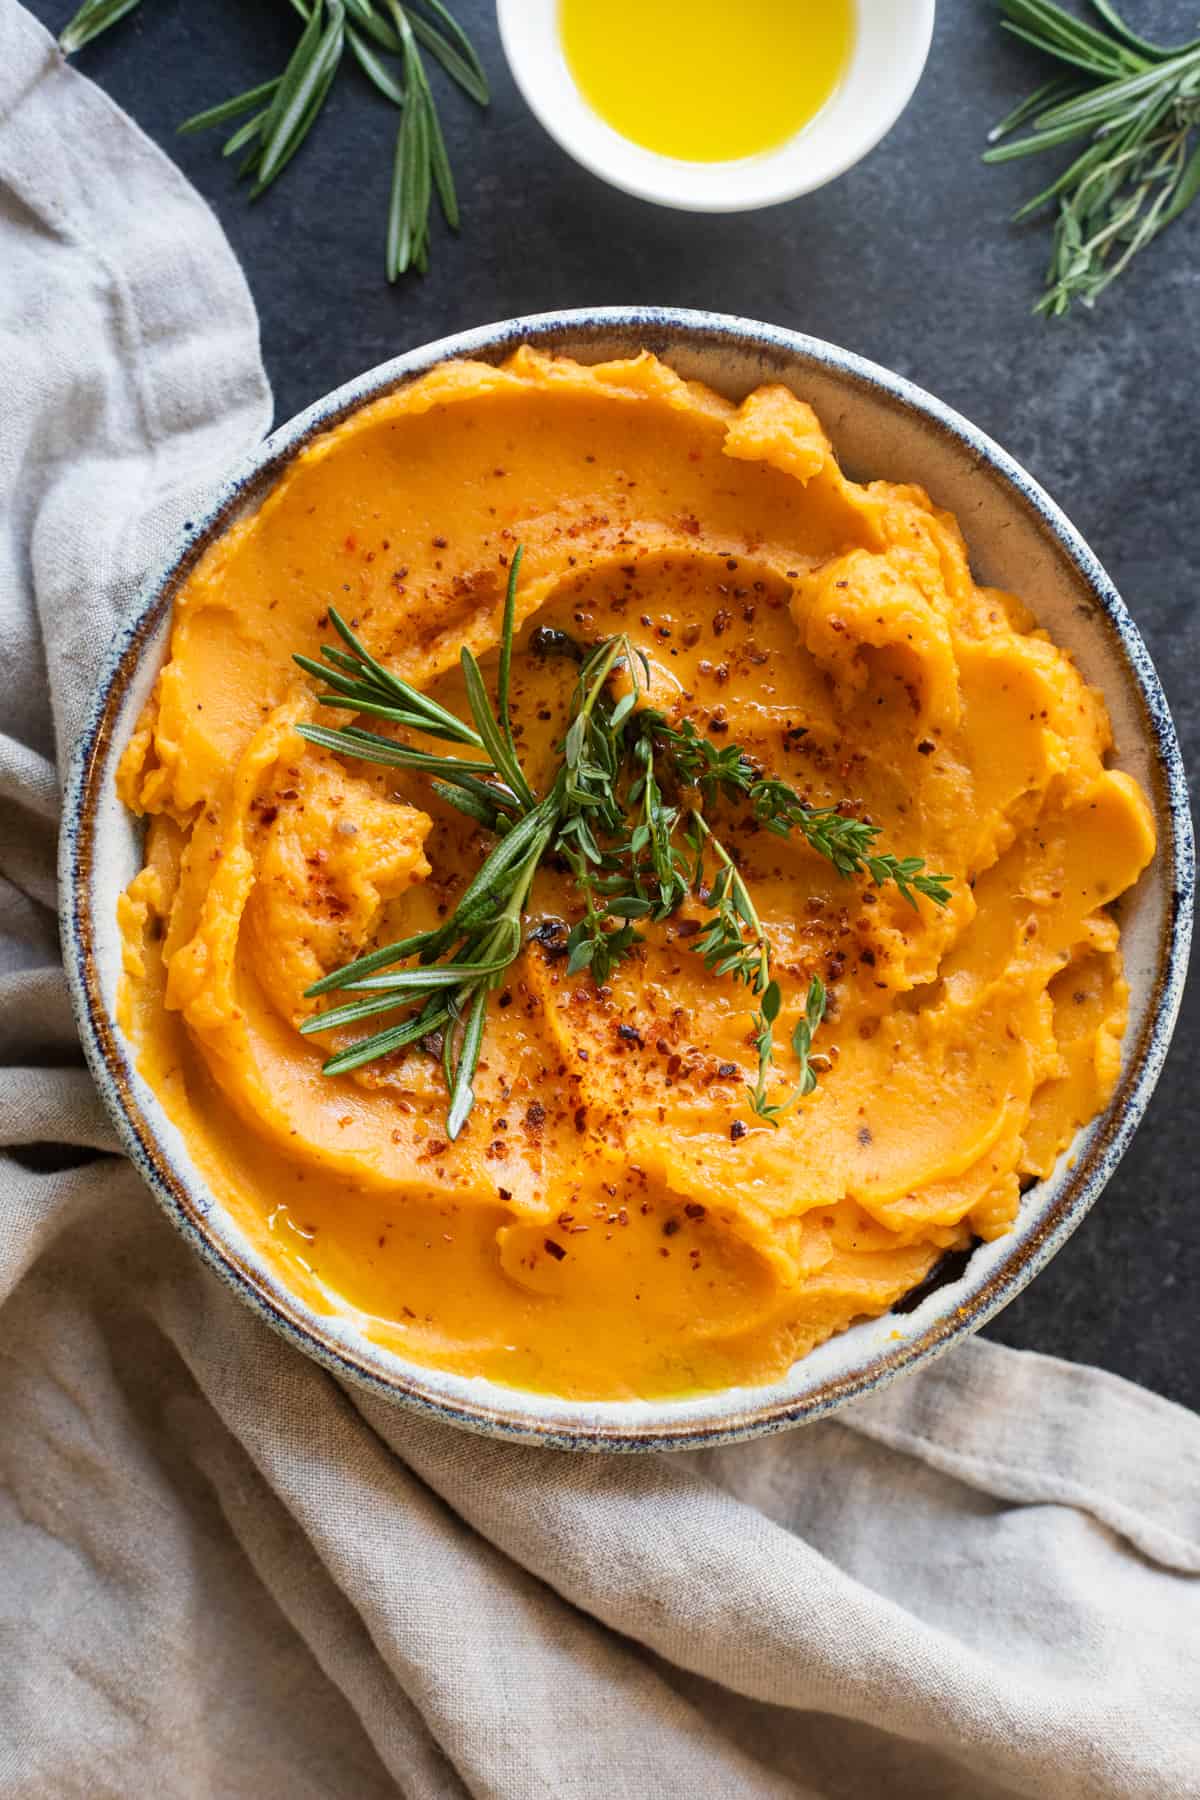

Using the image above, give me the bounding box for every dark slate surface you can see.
[30,0,1198,1407]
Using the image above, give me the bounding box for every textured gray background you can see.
[30,0,1198,1406]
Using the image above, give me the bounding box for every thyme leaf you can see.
[984,0,1200,314]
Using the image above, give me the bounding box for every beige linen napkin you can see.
[1,7,1197,1796]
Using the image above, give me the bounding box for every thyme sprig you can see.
[59,0,488,279]
[985,0,1200,315]
[291,549,952,1132]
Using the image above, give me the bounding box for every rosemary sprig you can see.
[985,0,1200,315]
[58,0,488,279]
[752,976,827,1124]
[291,553,952,1132]
[59,0,142,53]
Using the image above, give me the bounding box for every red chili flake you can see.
[544,1238,567,1261]
[524,1100,547,1135]
[675,919,702,940]
[684,1203,706,1221]
[498,1186,513,1201]
[662,1217,680,1237]
[432,535,448,548]
[712,609,733,636]
[574,1106,587,1134]
[917,740,936,755]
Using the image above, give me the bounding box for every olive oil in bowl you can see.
[559,0,855,163]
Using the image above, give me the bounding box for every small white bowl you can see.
[497,0,936,212]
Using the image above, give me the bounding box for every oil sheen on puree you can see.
[117,350,1155,1400]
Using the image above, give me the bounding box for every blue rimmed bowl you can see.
[60,308,1194,1451]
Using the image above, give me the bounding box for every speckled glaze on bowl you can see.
[61,309,1193,1451]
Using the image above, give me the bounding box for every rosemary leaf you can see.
[460,648,536,809]
[342,0,401,51]
[430,779,509,830]
[496,548,522,768]
[407,9,489,106]
[298,986,438,1034]
[985,0,1200,313]
[293,548,952,1134]
[59,0,142,54]
[306,927,445,997]
[222,110,270,160]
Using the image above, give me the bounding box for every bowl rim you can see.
[60,305,1194,1452]
[496,0,937,213]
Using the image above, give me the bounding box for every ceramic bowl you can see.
[61,308,1193,1451]
[497,0,936,212]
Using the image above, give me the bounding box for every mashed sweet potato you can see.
[116,349,1155,1400]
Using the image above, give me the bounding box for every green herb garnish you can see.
[58,0,488,279]
[985,0,1200,316]
[291,548,951,1135]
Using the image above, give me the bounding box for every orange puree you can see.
[116,349,1155,1400]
